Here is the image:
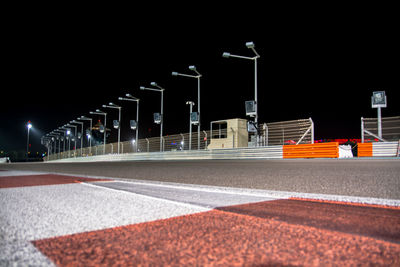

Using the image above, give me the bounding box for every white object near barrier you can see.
[339,145,353,158]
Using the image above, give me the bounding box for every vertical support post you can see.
[136,101,139,153]
[160,90,164,152]
[197,77,201,150]
[361,117,364,143]
[377,107,382,139]
[310,117,314,144]
[189,103,193,150]
[254,57,258,147]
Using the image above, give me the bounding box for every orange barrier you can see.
[357,143,372,157]
[283,142,339,158]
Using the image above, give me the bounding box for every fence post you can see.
[361,117,364,143]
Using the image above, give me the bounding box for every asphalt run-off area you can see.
[1,158,400,266]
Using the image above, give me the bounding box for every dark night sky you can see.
[1,5,399,155]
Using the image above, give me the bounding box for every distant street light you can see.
[90,109,107,154]
[26,121,32,160]
[140,82,165,152]
[78,116,93,155]
[102,103,122,154]
[172,66,202,149]
[71,120,84,157]
[60,126,71,157]
[223,41,260,145]
[119,94,140,152]
[66,123,77,157]
[186,101,195,150]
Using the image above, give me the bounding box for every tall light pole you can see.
[60,126,71,158]
[103,103,122,154]
[172,65,202,149]
[223,41,260,145]
[79,116,93,155]
[26,121,32,160]
[71,120,84,156]
[119,94,140,152]
[90,109,107,154]
[140,82,165,152]
[66,123,77,157]
[186,101,195,150]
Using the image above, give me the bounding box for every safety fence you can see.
[283,142,339,159]
[361,116,400,142]
[51,146,284,162]
[48,143,349,163]
[45,130,220,161]
[358,141,400,157]
[259,118,314,146]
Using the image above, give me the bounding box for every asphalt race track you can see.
[1,159,399,199]
[1,158,400,266]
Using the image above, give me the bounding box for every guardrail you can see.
[49,146,284,163]
[283,142,339,159]
[358,142,399,157]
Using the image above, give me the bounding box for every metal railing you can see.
[258,118,314,146]
[361,116,400,142]
[44,118,315,161]
[45,130,226,161]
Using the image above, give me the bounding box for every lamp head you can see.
[150,82,157,87]
[140,86,145,90]
[246,41,255,48]
[171,72,178,76]
[189,65,196,71]
[222,52,230,58]
[126,93,133,97]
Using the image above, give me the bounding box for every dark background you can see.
[1,4,399,160]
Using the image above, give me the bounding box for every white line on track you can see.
[28,171,400,207]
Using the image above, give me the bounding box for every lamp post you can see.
[223,41,260,145]
[79,116,93,155]
[26,121,32,160]
[186,101,195,150]
[140,82,165,152]
[71,120,84,156]
[119,94,140,152]
[102,103,122,154]
[60,126,71,158]
[172,65,202,149]
[66,124,77,157]
[90,109,107,154]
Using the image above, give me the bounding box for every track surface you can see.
[2,159,399,199]
[1,159,400,265]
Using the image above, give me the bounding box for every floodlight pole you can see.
[223,41,260,146]
[67,124,77,157]
[90,110,107,154]
[377,107,382,139]
[103,103,122,154]
[26,122,32,160]
[186,101,195,150]
[119,95,140,152]
[140,83,165,152]
[71,120,84,156]
[79,116,93,155]
[172,66,202,149]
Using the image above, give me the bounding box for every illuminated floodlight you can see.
[246,41,255,48]
[371,91,387,108]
